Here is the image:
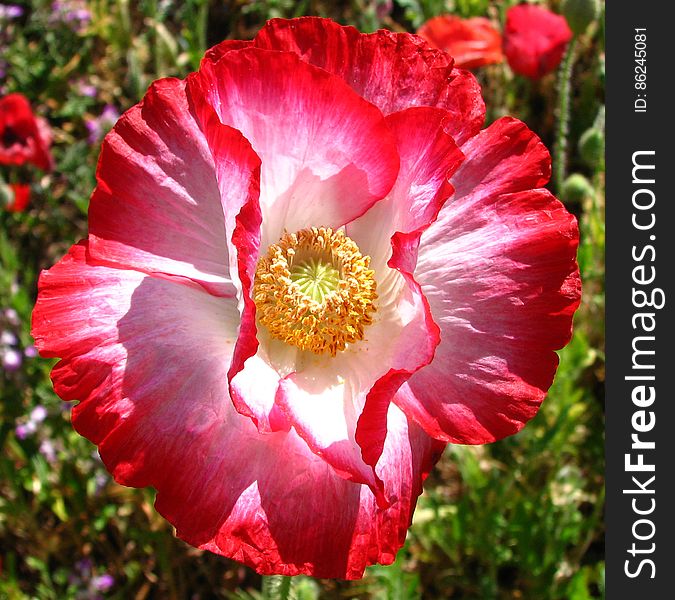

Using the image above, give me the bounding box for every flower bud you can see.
[562,0,600,35]
[561,173,594,204]
[579,127,604,168]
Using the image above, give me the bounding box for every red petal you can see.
[201,39,252,67]
[88,78,258,297]
[192,46,400,250]
[191,47,402,432]
[223,17,486,144]
[197,404,443,579]
[401,118,580,444]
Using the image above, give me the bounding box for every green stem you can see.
[554,36,578,195]
[262,575,292,600]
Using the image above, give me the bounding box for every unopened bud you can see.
[579,127,604,168]
[562,0,600,35]
[561,174,594,204]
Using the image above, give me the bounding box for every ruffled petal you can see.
[201,39,252,67]
[191,46,400,249]
[31,242,240,442]
[221,17,486,144]
[186,77,275,432]
[347,106,463,272]
[402,118,580,444]
[88,78,243,297]
[31,244,443,579]
[196,402,443,579]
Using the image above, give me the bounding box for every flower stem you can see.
[554,36,578,195]
[261,575,292,600]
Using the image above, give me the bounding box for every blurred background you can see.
[0,1,604,598]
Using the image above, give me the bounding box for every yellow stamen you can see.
[253,227,377,356]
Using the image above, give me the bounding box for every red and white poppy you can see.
[32,17,580,579]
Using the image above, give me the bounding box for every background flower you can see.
[503,4,573,79]
[0,93,53,170]
[417,15,503,69]
[4,182,30,212]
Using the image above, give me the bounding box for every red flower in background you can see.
[417,15,503,69]
[32,17,580,579]
[6,183,30,212]
[503,4,572,79]
[0,93,53,171]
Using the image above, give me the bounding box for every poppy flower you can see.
[0,93,53,171]
[5,182,30,212]
[32,17,580,579]
[417,15,503,69]
[503,4,573,79]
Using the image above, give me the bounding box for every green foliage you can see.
[1,1,604,598]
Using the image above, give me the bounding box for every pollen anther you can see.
[253,227,377,356]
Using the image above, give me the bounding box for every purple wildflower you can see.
[92,573,115,592]
[1,330,17,346]
[50,0,91,31]
[0,5,24,20]
[75,557,93,575]
[77,81,97,98]
[30,405,48,423]
[4,308,19,326]
[2,347,22,371]
[39,439,58,463]
[15,421,36,440]
[85,104,120,144]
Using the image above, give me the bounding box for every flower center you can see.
[253,227,377,356]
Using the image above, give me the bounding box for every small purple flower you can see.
[1,330,17,346]
[0,4,24,20]
[30,405,48,423]
[50,0,91,31]
[94,470,109,494]
[15,421,36,440]
[39,439,58,463]
[77,81,98,98]
[24,345,38,358]
[92,573,115,592]
[75,557,93,575]
[86,105,120,144]
[4,308,19,326]
[2,347,22,371]
[67,8,90,23]
[375,0,393,20]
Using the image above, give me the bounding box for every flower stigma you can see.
[253,227,377,356]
